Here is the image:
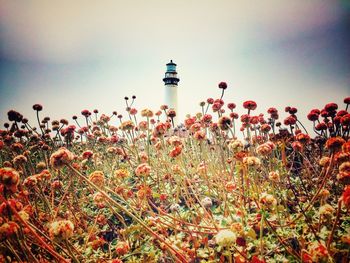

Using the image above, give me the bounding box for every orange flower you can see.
[135,163,151,177]
[341,185,350,208]
[89,171,105,187]
[326,137,345,152]
[115,241,130,255]
[50,147,74,169]
[0,221,20,240]
[0,167,20,193]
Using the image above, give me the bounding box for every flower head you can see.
[49,220,74,240]
[218,81,227,90]
[50,148,74,169]
[243,100,257,111]
[215,229,236,246]
[135,163,151,177]
[0,167,20,192]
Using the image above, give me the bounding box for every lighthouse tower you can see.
[163,60,179,119]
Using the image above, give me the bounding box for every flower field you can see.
[0,85,350,262]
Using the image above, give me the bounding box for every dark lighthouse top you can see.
[163,60,180,86]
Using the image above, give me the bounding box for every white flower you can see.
[215,229,236,246]
[201,197,213,209]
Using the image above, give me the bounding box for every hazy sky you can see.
[0,0,349,130]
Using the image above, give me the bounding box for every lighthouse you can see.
[163,60,179,121]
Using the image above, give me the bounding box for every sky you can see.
[0,0,349,131]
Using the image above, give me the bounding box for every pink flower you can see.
[243,100,257,111]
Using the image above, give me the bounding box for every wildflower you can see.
[201,197,212,209]
[268,171,280,182]
[218,81,227,90]
[153,122,168,137]
[259,192,277,208]
[295,133,310,144]
[170,203,180,212]
[7,110,23,122]
[169,145,182,158]
[0,221,20,240]
[114,169,129,179]
[215,229,236,246]
[141,109,153,118]
[218,116,231,130]
[193,130,206,141]
[240,114,250,123]
[0,167,20,192]
[341,185,350,209]
[207,98,214,104]
[227,103,236,110]
[49,220,74,240]
[225,182,236,192]
[284,116,296,125]
[319,157,330,167]
[318,189,330,200]
[116,241,130,255]
[120,120,135,131]
[135,163,151,177]
[319,204,334,217]
[82,150,94,159]
[50,148,74,169]
[341,114,350,126]
[342,141,350,153]
[93,192,106,208]
[243,156,261,167]
[229,140,243,152]
[167,109,176,118]
[256,143,273,156]
[308,242,329,262]
[89,171,105,187]
[337,162,350,184]
[291,141,303,152]
[325,136,345,152]
[243,100,257,111]
[168,136,182,146]
[261,124,271,133]
[13,154,27,166]
[324,102,338,113]
[81,109,91,117]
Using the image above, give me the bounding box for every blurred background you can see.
[0,0,349,129]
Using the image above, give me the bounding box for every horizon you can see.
[0,1,349,130]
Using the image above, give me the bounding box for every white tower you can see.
[163,60,179,120]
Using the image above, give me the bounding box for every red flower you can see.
[341,114,350,126]
[344,97,350,104]
[240,114,250,123]
[81,109,91,117]
[315,122,327,131]
[325,102,338,112]
[249,116,259,125]
[169,145,182,158]
[218,81,227,90]
[341,185,350,208]
[267,107,278,115]
[307,109,320,121]
[261,124,271,132]
[295,133,310,144]
[325,136,345,151]
[243,100,257,111]
[230,112,239,119]
[207,98,214,104]
[284,116,296,126]
[227,103,236,110]
[250,255,265,263]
